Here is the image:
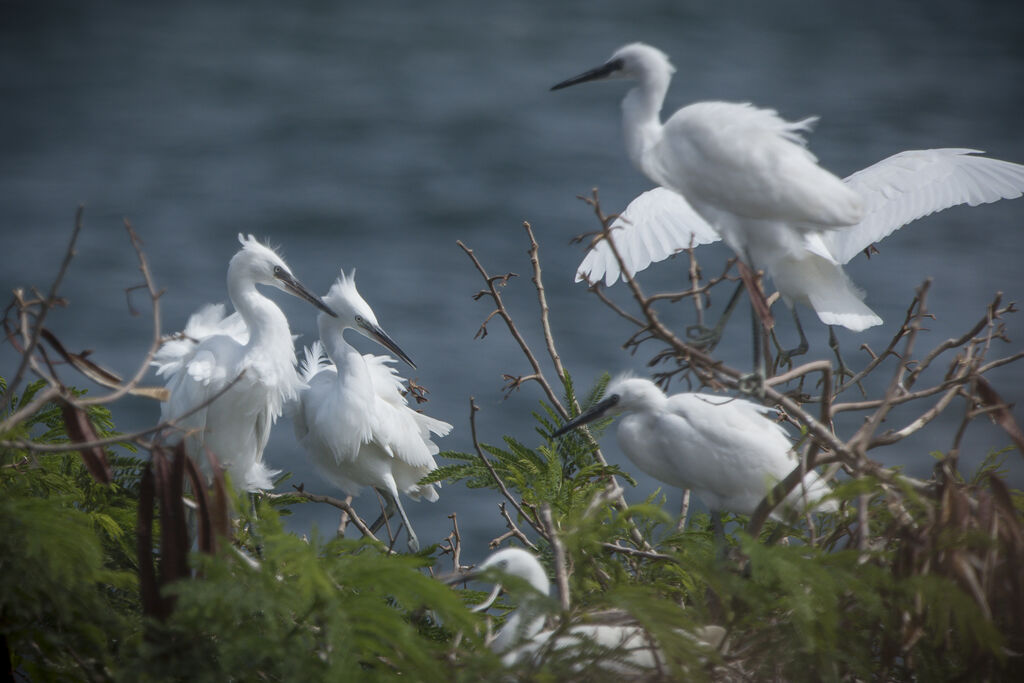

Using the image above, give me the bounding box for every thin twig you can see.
[467,397,547,540]
[2,207,84,408]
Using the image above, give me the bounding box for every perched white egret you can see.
[552,376,835,525]
[451,547,722,673]
[576,151,1024,325]
[154,234,335,491]
[553,44,1024,342]
[292,270,450,552]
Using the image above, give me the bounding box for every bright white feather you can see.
[557,43,1024,331]
[292,271,450,550]
[558,377,835,517]
[576,150,1024,330]
[459,548,723,672]
[156,234,326,491]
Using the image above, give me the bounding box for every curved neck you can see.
[228,278,291,351]
[317,320,369,386]
[621,76,668,171]
[492,609,546,654]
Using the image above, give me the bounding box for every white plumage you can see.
[456,547,689,673]
[154,234,334,491]
[554,377,835,520]
[292,270,450,551]
[577,149,1024,330]
[555,44,1024,332]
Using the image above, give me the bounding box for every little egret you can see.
[154,234,335,491]
[451,547,723,672]
[553,44,1024,356]
[292,270,450,552]
[552,377,836,527]
[575,150,1024,327]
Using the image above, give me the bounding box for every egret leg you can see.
[390,492,420,553]
[773,308,810,370]
[738,301,767,398]
[685,281,744,351]
[369,485,420,552]
[736,259,772,397]
[368,492,397,534]
[828,326,856,382]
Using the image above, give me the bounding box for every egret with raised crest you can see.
[292,270,450,552]
[154,234,335,491]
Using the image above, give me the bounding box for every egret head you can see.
[445,547,550,609]
[551,42,675,91]
[320,269,416,368]
[551,375,665,437]
[230,234,336,316]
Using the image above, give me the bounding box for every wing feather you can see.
[576,188,721,286]
[826,149,1024,264]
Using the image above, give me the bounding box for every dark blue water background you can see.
[3,1,1023,560]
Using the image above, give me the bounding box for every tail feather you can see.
[771,254,882,332]
[244,461,281,492]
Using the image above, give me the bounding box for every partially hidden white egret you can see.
[292,270,450,552]
[451,547,723,672]
[154,234,336,491]
[552,376,836,527]
[553,43,1024,340]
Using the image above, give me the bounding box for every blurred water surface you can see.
[3,1,1023,557]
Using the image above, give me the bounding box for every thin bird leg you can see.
[369,485,419,552]
[368,490,397,534]
[738,301,767,398]
[827,326,856,382]
[685,281,744,351]
[390,491,420,553]
[736,259,771,397]
[773,307,810,370]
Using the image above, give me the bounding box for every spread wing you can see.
[825,149,1024,264]
[576,188,721,286]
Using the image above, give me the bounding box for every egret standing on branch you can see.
[154,234,336,491]
[292,270,450,552]
[575,152,1024,335]
[552,44,1024,357]
[552,376,836,531]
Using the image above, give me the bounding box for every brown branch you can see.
[492,502,539,551]
[540,503,571,613]
[2,207,84,408]
[270,488,377,542]
[601,542,678,563]
[467,397,547,540]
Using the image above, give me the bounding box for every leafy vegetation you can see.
[2,213,1023,681]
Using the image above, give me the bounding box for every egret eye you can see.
[273,265,285,277]
[354,315,363,324]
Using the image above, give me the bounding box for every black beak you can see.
[551,395,620,437]
[439,568,483,586]
[358,319,417,369]
[278,271,337,317]
[550,58,624,91]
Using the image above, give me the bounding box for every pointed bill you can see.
[550,58,624,90]
[276,270,337,317]
[551,395,620,437]
[358,319,416,369]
